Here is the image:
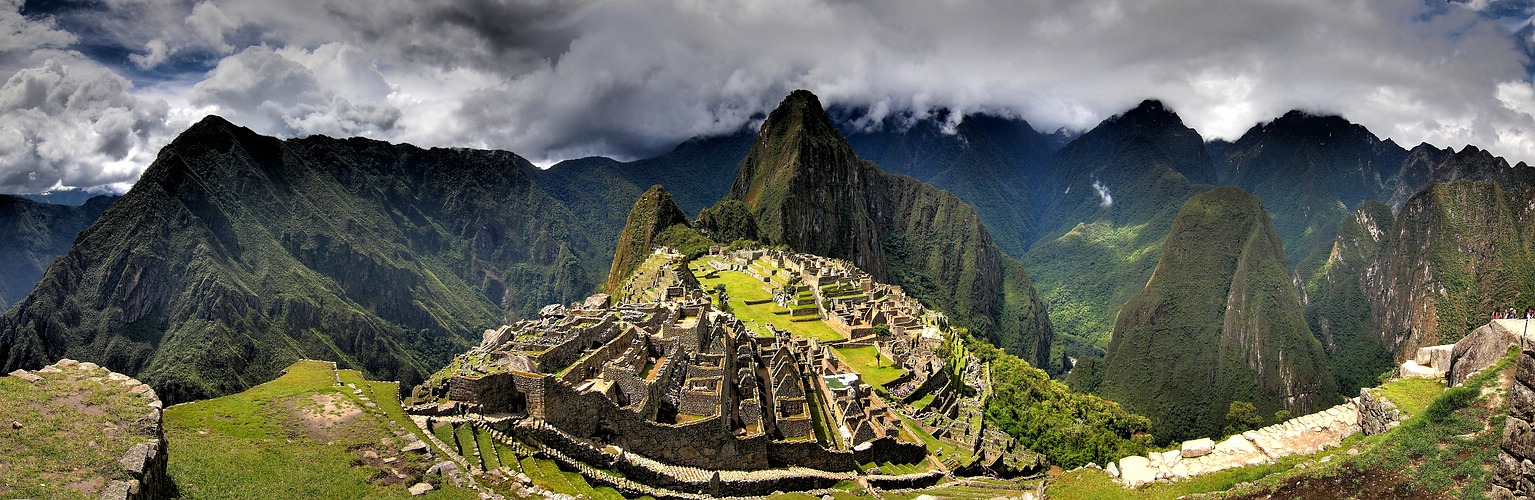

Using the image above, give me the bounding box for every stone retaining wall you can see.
[1493,348,1535,499]
[9,359,168,500]
[1357,387,1401,436]
[1113,402,1359,487]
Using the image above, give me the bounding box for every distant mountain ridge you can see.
[0,116,652,403]
[0,194,118,310]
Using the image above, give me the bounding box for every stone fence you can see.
[1493,348,1535,498]
[1112,402,1359,487]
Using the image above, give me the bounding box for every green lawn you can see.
[164,360,478,499]
[897,413,971,465]
[832,346,906,387]
[1375,376,1445,417]
[695,259,845,342]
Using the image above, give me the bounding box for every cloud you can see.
[10,0,1535,191]
[0,59,172,193]
[189,44,400,138]
[1092,178,1113,207]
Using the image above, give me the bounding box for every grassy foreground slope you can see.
[164,360,476,499]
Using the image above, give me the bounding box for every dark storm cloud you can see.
[5,0,1535,191]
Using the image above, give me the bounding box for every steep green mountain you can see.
[1311,180,1535,361]
[1215,111,1408,267]
[1095,187,1338,443]
[845,114,1060,256]
[722,90,1055,368]
[544,134,754,218]
[0,116,630,403]
[693,199,759,244]
[603,185,691,292]
[1022,100,1213,361]
[1297,200,1397,397]
[0,195,117,310]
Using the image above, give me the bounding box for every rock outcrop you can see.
[1493,348,1535,498]
[603,185,692,293]
[1449,319,1530,386]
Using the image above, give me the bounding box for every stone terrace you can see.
[1,359,167,500]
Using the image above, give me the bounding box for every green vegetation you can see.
[1375,376,1445,417]
[1094,187,1338,443]
[832,346,906,387]
[694,199,760,244]
[693,260,845,342]
[0,364,149,500]
[1223,401,1262,436]
[963,337,1151,469]
[164,360,476,499]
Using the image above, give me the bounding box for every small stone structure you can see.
[4,359,167,500]
[1492,348,1535,499]
[1111,402,1359,487]
[1356,387,1401,435]
[1401,344,1454,378]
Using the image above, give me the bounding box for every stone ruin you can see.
[406,248,1048,495]
[4,359,167,500]
[1492,347,1535,499]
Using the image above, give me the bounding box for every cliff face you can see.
[0,116,626,403]
[724,90,1055,368]
[0,194,118,309]
[1098,187,1338,443]
[604,185,691,292]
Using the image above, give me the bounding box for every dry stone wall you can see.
[7,359,167,500]
[1112,402,1359,487]
[1357,387,1401,435]
[1493,348,1535,499]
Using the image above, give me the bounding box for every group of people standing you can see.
[1492,307,1535,320]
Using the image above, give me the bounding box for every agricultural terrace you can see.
[691,257,847,342]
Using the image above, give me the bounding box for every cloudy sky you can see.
[1,0,1534,194]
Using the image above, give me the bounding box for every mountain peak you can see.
[1115,99,1184,128]
[604,184,691,293]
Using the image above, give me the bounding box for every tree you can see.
[1224,401,1263,436]
[872,324,890,338]
[1273,409,1291,423]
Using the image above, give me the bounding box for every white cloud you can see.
[1092,178,1113,207]
[9,0,1535,190]
[0,59,172,193]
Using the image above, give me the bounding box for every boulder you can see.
[428,461,461,475]
[1415,344,1454,370]
[401,440,430,454]
[409,482,435,496]
[8,369,40,382]
[1448,323,1521,386]
[1117,455,1154,486]
[1399,360,1441,379]
[1180,438,1215,458]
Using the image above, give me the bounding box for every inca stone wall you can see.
[1357,387,1401,435]
[1493,348,1535,499]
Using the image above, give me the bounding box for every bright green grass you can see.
[882,484,1035,500]
[897,413,971,465]
[454,425,477,460]
[164,360,477,499]
[0,365,149,499]
[832,346,906,387]
[696,261,845,342]
[474,427,501,470]
[1375,376,1445,417]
